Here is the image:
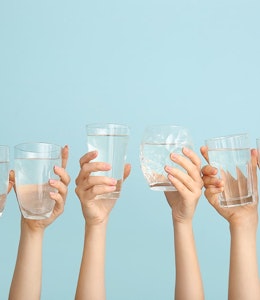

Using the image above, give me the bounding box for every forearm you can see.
[173,221,204,300]
[75,222,107,300]
[228,223,260,300]
[9,224,43,300]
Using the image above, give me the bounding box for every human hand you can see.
[164,147,203,224]
[7,170,15,194]
[19,145,70,233]
[200,146,258,227]
[75,150,131,226]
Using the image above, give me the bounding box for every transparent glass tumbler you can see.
[0,145,9,217]
[14,142,61,219]
[140,125,193,191]
[206,133,255,207]
[86,123,130,199]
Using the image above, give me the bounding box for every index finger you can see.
[79,151,98,167]
[61,145,69,169]
[123,163,131,181]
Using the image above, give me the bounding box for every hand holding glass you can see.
[140,125,193,191]
[86,123,129,199]
[14,142,61,219]
[205,133,255,207]
[0,146,9,217]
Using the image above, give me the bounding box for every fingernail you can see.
[49,179,56,185]
[109,185,117,191]
[168,174,174,181]
[171,153,178,161]
[183,147,190,154]
[165,165,170,172]
[111,178,117,185]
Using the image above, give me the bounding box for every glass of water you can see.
[14,142,61,220]
[140,125,193,191]
[0,145,9,217]
[205,133,255,207]
[86,123,130,199]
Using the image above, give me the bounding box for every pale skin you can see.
[201,146,260,300]
[74,150,131,300]
[8,145,71,300]
[164,147,205,300]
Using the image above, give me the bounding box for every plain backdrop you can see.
[0,0,260,299]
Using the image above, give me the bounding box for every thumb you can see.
[7,170,15,194]
[123,163,131,181]
[200,145,209,164]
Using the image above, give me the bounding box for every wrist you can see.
[21,218,45,238]
[230,221,258,237]
[229,212,258,233]
[85,219,108,232]
[173,218,193,229]
[172,214,193,226]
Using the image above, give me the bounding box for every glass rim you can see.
[143,124,188,129]
[205,133,248,143]
[14,142,61,154]
[86,123,130,136]
[86,123,130,129]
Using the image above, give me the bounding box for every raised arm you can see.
[201,146,260,300]
[75,150,130,300]
[164,147,204,300]
[9,146,70,300]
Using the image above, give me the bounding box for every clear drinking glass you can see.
[14,142,61,219]
[206,133,255,207]
[86,123,130,199]
[140,125,193,191]
[0,145,9,217]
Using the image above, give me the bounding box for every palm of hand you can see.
[165,191,198,223]
[217,202,258,226]
[82,197,117,225]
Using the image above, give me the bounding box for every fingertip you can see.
[182,146,190,155]
[49,191,57,197]
[53,165,61,175]
[62,145,69,156]
[9,170,15,182]
[90,150,98,157]
[212,167,218,175]
[216,179,224,188]
[125,163,131,170]
[200,145,206,154]
[104,162,112,170]
[251,148,257,157]
[202,164,218,176]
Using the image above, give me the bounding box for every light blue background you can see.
[0,0,260,299]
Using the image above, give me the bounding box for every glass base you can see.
[219,194,255,208]
[21,208,53,220]
[95,191,120,200]
[149,182,177,192]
